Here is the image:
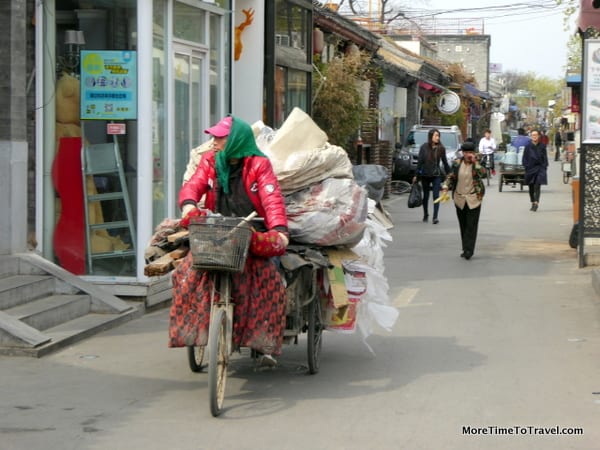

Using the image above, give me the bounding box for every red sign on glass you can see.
[107,123,126,135]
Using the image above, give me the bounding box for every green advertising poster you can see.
[80,50,137,120]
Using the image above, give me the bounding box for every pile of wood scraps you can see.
[144,218,190,276]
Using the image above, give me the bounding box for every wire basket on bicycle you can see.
[189,216,253,272]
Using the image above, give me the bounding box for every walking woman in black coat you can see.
[522,129,549,212]
[412,128,451,224]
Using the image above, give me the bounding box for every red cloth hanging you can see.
[52,137,86,274]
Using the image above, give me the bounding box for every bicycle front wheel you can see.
[208,307,228,417]
[391,180,411,195]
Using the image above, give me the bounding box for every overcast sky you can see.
[408,1,576,79]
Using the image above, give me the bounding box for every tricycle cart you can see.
[279,245,330,373]
[498,161,525,192]
[185,215,329,417]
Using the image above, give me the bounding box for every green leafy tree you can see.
[556,0,581,74]
[566,33,582,75]
[312,52,369,147]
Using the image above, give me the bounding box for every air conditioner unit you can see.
[275,34,290,47]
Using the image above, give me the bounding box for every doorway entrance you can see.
[173,42,208,189]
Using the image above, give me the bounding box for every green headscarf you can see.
[215,116,267,194]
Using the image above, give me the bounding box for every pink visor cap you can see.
[204,116,232,138]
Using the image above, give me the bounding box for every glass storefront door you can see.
[41,0,229,279]
[173,43,207,189]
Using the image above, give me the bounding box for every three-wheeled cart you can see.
[185,216,329,416]
[498,161,525,192]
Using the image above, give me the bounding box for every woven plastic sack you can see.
[285,178,368,246]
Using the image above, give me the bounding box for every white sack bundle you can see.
[260,107,354,194]
[273,143,354,194]
[285,178,368,246]
[269,107,328,155]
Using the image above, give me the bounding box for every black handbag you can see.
[407,182,423,208]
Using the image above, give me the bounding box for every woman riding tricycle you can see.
[169,116,326,416]
[171,115,289,361]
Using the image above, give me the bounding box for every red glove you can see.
[179,207,207,229]
[250,230,288,257]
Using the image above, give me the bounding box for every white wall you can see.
[232,0,265,123]
[380,82,410,147]
[379,83,396,144]
[0,141,28,254]
[395,41,420,55]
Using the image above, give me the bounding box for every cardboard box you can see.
[327,297,360,332]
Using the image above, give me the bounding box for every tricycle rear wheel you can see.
[307,296,323,374]
[187,346,205,372]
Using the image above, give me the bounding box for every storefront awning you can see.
[418,80,444,93]
[464,83,490,99]
[566,74,581,86]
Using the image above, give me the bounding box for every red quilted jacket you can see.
[178,151,288,231]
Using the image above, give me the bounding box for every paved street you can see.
[2,159,600,450]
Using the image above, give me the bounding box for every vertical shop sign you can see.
[583,39,600,143]
[80,50,137,120]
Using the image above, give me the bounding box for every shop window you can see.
[266,0,312,127]
[49,1,139,277]
[174,2,206,44]
[275,0,309,54]
[153,0,168,227]
[274,66,308,126]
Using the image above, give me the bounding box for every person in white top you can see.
[478,129,497,175]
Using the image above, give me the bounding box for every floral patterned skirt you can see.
[168,251,287,355]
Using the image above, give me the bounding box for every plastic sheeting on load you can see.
[352,164,389,203]
[285,178,368,247]
[257,108,354,195]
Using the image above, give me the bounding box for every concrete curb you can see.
[591,269,600,301]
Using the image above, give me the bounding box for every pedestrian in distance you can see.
[412,128,451,224]
[512,127,531,153]
[554,130,562,161]
[522,129,549,212]
[478,128,497,175]
[441,141,486,260]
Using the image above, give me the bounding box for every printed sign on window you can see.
[80,50,137,120]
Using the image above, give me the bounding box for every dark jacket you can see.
[416,142,450,178]
[554,132,562,145]
[443,158,487,200]
[522,142,548,185]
